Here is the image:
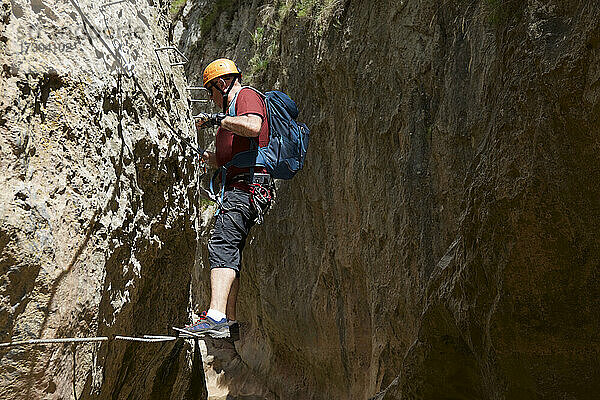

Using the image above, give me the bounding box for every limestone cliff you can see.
[177,0,600,399]
[0,0,205,398]
[1,0,599,399]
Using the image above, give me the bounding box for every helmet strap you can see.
[215,75,239,114]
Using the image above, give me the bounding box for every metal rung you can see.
[187,87,210,103]
[154,46,189,67]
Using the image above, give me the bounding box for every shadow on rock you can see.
[201,336,275,400]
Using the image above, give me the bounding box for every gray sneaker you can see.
[184,314,230,338]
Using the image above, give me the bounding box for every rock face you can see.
[2,0,600,399]
[0,0,205,398]
[178,0,600,399]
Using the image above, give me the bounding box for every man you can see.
[184,58,272,338]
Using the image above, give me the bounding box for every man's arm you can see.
[221,114,262,138]
[196,113,262,167]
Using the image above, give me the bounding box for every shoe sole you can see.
[172,326,230,339]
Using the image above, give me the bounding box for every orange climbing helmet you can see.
[203,58,241,88]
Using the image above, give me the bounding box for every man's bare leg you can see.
[209,267,237,315]
[226,276,239,320]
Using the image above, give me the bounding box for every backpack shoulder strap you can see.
[227,86,266,116]
[211,87,266,214]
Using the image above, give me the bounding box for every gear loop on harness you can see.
[249,182,273,225]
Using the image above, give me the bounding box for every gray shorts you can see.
[208,188,263,274]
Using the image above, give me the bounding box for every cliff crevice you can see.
[177,0,600,399]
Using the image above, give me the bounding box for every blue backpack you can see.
[210,87,310,203]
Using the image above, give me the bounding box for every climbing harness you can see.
[249,182,272,225]
[207,84,309,220]
[227,172,273,224]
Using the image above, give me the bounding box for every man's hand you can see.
[200,150,217,168]
[195,113,226,130]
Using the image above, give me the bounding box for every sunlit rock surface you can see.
[0,0,204,398]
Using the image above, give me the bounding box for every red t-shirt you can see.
[215,88,269,184]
